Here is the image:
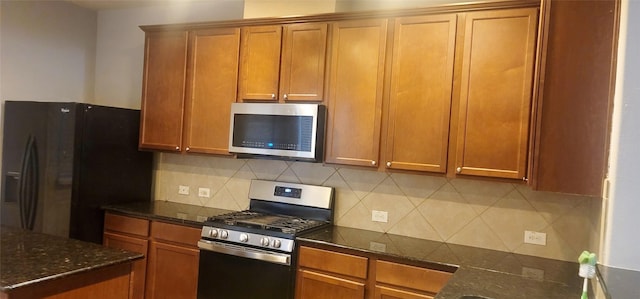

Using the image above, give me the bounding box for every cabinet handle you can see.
[386,162,391,167]
[271,93,276,99]
[371,161,377,166]
[522,177,528,182]
[283,94,288,100]
[456,167,462,173]
[186,147,190,152]
[175,146,180,151]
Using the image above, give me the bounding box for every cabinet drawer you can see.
[104,213,149,237]
[150,221,201,248]
[375,260,452,294]
[298,246,368,279]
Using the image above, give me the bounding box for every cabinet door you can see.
[385,14,457,173]
[295,269,365,299]
[454,8,538,179]
[280,23,328,102]
[139,31,188,152]
[145,241,199,299]
[238,25,282,101]
[325,19,388,167]
[103,232,149,299]
[374,286,434,299]
[183,28,240,155]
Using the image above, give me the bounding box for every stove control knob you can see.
[239,233,249,242]
[261,237,270,247]
[208,229,218,238]
[219,230,228,239]
[272,239,281,248]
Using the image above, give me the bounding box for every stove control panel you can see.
[200,226,294,252]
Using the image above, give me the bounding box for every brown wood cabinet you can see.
[140,28,240,155]
[383,14,457,173]
[103,213,150,299]
[452,8,538,179]
[145,221,201,299]
[325,19,388,167]
[238,23,328,102]
[139,30,189,152]
[103,212,202,299]
[295,246,452,299]
[183,28,240,155]
[296,246,367,299]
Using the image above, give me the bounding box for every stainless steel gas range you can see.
[196,180,334,299]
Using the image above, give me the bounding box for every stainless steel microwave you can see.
[228,103,326,162]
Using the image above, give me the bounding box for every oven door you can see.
[197,239,295,299]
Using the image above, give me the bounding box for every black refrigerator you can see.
[1,101,153,244]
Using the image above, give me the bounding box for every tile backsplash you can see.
[154,153,601,262]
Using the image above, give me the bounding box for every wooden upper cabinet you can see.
[325,19,388,167]
[183,28,240,155]
[453,8,538,179]
[239,23,328,102]
[280,23,328,102]
[384,14,457,173]
[238,25,282,101]
[139,30,188,152]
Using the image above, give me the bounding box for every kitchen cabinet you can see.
[103,213,150,299]
[139,30,188,152]
[145,221,201,299]
[295,246,452,299]
[103,212,202,299]
[324,19,388,167]
[452,8,538,179]
[183,28,240,155]
[139,27,240,155]
[295,246,367,299]
[238,23,328,102]
[530,0,618,196]
[383,14,457,173]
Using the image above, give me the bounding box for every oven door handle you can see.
[198,239,291,266]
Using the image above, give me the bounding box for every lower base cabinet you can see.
[295,246,452,299]
[103,212,201,299]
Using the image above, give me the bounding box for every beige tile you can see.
[232,164,257,180]
[514,226,577,261]
[360,177,415,231]
[480,190,548,251]
[324,172,359,220]
[276,168,301,184]
[448,218,508,251]
[388,210,442,241]
[205,187,242,211]
[336,203,384,232]
[418,183,477,241]
[291,162,336,185]
[390,173,447,202]
[451,179,514,214]
[225,177,252,210]
[209,156,246,177]
[550,199,594,256]
[338,168,387,199]
[247,159,289,180]
[516,184,586,223]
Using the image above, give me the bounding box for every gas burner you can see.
[208,210,263,225]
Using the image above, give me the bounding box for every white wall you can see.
[603,0,640,271]
[94,0,244,109]
[0,1,97,102]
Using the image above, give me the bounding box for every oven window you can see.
[197,249,294,299]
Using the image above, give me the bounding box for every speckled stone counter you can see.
[102,200,233,227]
[0,226,142,291]
[297,226,585,299]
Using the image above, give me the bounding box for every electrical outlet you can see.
[372,210,388,223]
[524,230,547,246]
[178,185,190,195]
[198,188,211,198]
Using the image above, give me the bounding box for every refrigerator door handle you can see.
[18,135,39,230]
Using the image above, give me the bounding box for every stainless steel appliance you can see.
[228,103,326,162]
[197,180,334,299]
[0,101,153,244]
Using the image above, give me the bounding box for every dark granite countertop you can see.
[0,226,142,292]
[102,200,233,227]
[597,265,640,299]
[297,226,585,299]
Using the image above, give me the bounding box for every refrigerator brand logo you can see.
[60,108,70,113]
